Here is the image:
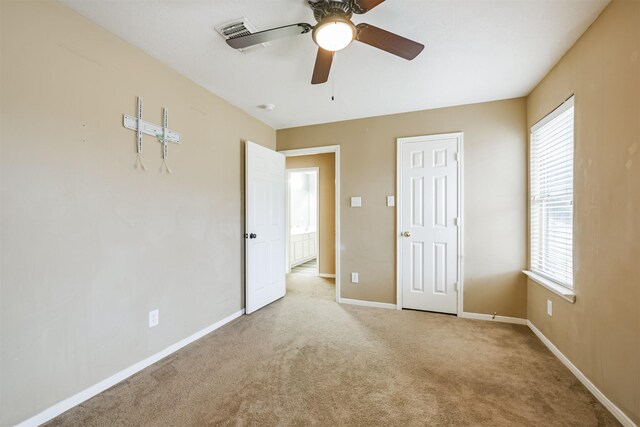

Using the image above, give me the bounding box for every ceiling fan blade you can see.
[311,48,334,85]
[226,23,312,50]
[356,23,424,60]
[352,0,386,14]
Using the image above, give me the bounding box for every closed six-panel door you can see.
[400,135,459,314]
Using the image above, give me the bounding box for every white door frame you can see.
[279,145,341,303]
[396,133,464,315]
[286,167,320,275]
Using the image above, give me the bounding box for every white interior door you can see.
[399,134,460,314]
[245,141,286,314]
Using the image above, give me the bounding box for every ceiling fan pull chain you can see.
[331,77,335,101]
[331,54,336,101]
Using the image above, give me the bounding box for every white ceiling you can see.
[62,0,609,129]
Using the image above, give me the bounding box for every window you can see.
[530,96,574,288]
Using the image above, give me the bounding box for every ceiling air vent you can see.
[215,18,267,52]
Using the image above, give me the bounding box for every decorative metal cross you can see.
[122,97,181,172]
[158,108,171,173]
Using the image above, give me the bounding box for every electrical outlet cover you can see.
[149,309,159,328]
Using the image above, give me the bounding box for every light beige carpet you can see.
[290,258,318,275]
[47,274,619,426]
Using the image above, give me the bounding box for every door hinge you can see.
[454,217,460,226]
[454,152,460,161]
[455,282,460,292]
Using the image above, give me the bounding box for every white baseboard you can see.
[318,273,336,278]
[459,311,527,325]
[16,308,634,427]
[527,321,635,427]
[340,298,396,310]
[17,309,245,427]
[290,256,316,268]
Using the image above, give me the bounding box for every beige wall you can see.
[526,0,639,423]
[3,0,636,424]
[286,154,336,275]
[0,1,275,425]
[277,98,528,317]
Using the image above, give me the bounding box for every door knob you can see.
[249,233,257,239]
[401,231,411,237]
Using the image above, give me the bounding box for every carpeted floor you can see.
[291,258,318,275]
[47,274,619,426]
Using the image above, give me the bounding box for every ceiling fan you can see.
[226,0,425,85]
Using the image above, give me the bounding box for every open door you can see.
[245,141,286,314]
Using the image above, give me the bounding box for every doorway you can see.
[280,146,341,303]
[287,168,319,276]
[396,133,464,314]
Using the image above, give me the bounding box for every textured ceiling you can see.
[62,0,609,129]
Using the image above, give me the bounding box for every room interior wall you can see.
[525,0,639,423]
[0,1,276,425]
[3,0,636,425]
[286,154,336,276]
[277,98,528,317]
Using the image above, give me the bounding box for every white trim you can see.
[528,96,575,289]
[318,273,336,278]
[279,146,339,156]
[16,309,245,427]
[396,139,402,310]
[396,133,464,314]
[523,270,576,303]
[340,298,396,310]
[286,167,320,275]
[279,145,341,303]
[285,165,291,274]
[527,321,636,427]
[459,312,527,325]
[457,134,465,315]
[531,95,575,133]
[396,138,401,310]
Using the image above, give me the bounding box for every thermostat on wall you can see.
[351,196,362,207]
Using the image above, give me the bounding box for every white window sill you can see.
[523,270,576,303]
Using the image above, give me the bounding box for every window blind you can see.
[530,97,574,288]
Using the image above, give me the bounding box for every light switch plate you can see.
[387,196,395,207]
[351,272,359,283]
[547,300,553,317]
[149,309,159,328]
[351,196,362,207]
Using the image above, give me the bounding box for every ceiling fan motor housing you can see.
[309,0,353,22]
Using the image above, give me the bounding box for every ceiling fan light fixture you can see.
[312,17,356,52]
